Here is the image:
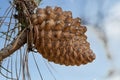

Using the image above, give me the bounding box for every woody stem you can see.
[0,29,27,62]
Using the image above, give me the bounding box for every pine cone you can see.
[31,6,96,66]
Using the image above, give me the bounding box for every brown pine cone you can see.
[31,6,96,66]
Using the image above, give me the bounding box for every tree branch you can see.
[0,29,27,61]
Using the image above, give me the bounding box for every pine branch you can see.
[0,0,42,62]
[0,29,27,62]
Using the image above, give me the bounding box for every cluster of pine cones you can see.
[30,6,95,66]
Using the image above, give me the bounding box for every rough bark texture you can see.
[0,29,27,61]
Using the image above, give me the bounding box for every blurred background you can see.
[0,0,120,80]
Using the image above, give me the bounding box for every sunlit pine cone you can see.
[31,6,96,66]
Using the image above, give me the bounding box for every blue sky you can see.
[0,0,120,80]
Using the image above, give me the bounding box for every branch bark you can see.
[0,0,42,62]
[0,29,27,61]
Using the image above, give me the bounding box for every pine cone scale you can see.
[31,6,96,66]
